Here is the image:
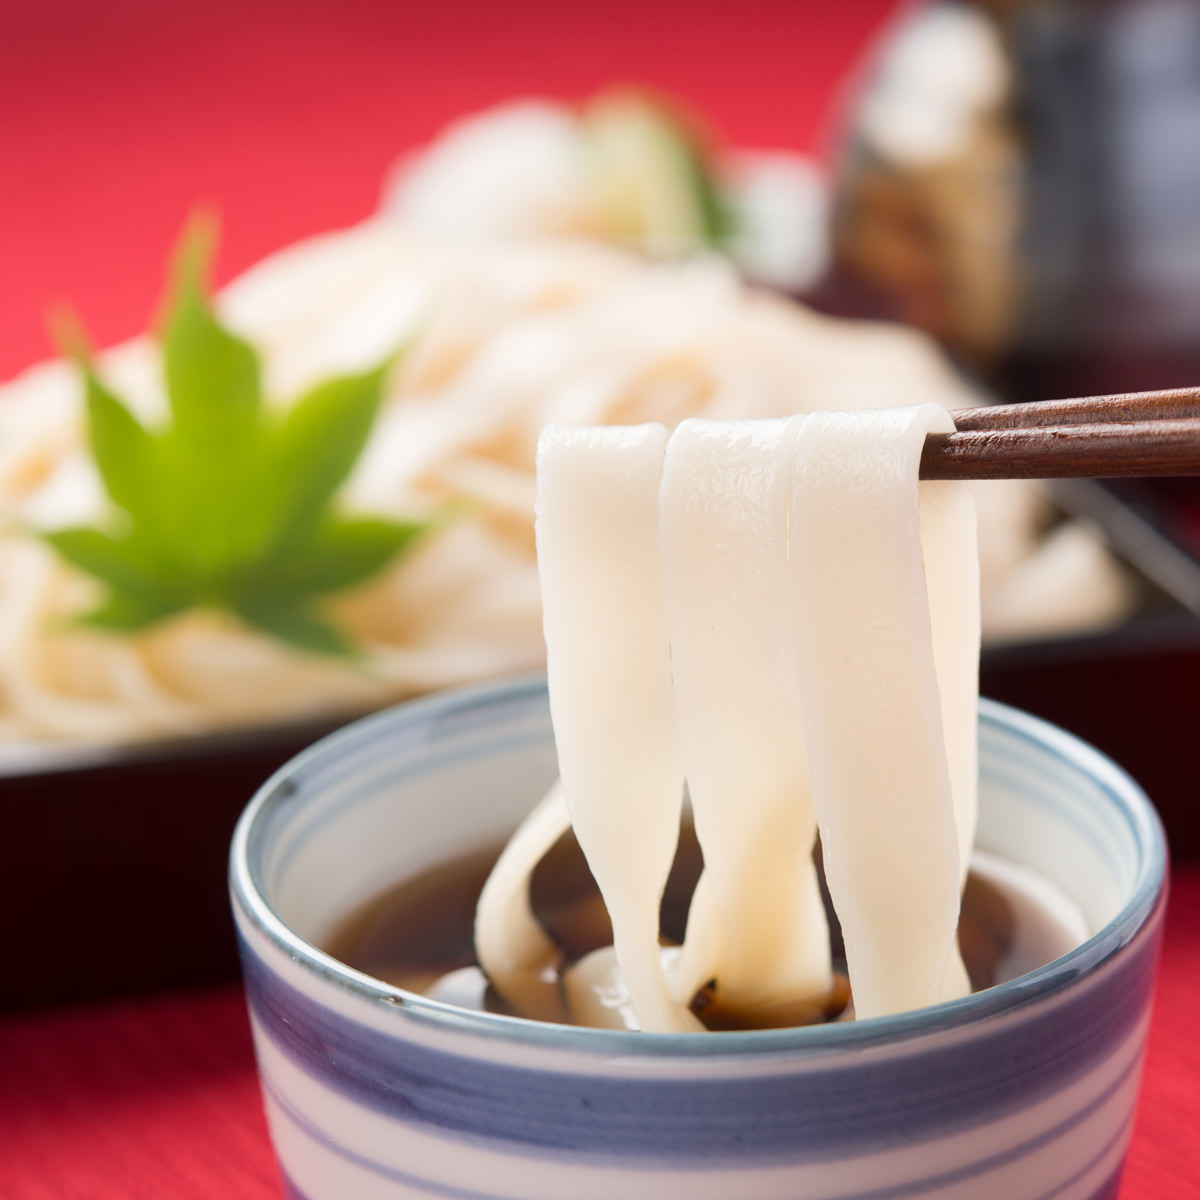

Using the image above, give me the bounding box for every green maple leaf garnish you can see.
[44,215,432,659]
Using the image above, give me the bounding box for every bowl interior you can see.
[248,680,559,947]
[975,711,1141,937]
[242,678,1158,983]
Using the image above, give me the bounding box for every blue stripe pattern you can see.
[240,910,1159,1162]
[267,1056,1138,1199]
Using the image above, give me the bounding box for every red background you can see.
[0,0,896,379]
[1,2,1196,1196]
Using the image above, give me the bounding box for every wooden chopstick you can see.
[920,388,1200,481]
[948,386,1200,432]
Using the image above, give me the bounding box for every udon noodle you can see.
[476,411,977,1030]
[0,221,1129,745]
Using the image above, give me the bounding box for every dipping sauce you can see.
[323,822,1085,1031]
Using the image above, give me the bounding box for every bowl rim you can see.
[229,674,1167,1058]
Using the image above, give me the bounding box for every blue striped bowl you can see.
[230,676,1166,1200]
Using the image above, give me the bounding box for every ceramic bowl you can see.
[229,676,1166,1200]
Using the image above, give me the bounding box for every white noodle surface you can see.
[474,781,570,1022]
[789,405,975,1018]
[478,407,979,1029]
[536,424,700,1033]
[660,417,832,1012]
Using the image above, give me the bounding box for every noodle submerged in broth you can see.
[324,822,1087,1032]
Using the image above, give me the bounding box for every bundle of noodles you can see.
[0,222,1131,743]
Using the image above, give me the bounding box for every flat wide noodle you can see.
[660,418,833,1012]
[478,406,979,1030]
[789,404,976,1019]
[474,781,571,1022]
[536,424,701,1033]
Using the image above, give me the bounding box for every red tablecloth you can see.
[2,1,1198,1196]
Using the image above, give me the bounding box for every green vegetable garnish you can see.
[583,90,738,249]
[45,215,431,659]
[683,130,738,248]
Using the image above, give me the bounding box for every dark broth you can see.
[324,823,1075,1030]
